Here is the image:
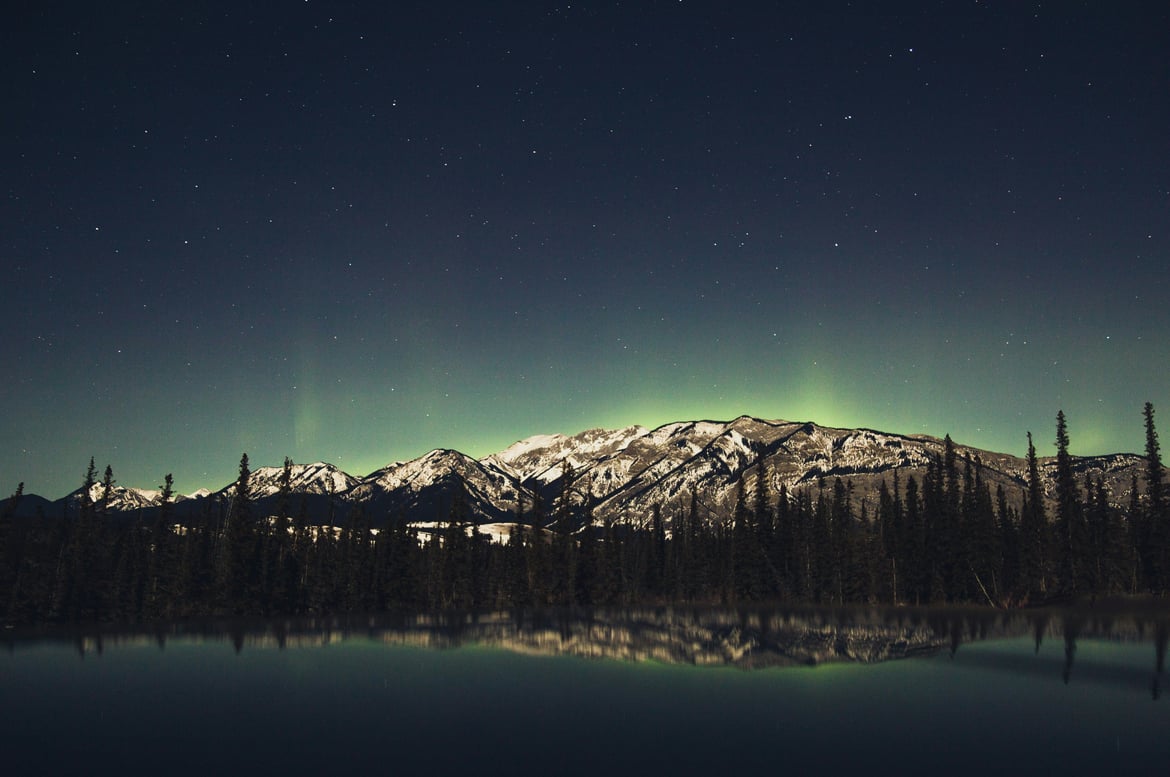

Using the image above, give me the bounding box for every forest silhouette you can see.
[1,405,1167,624]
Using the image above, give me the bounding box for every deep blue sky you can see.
[4,1,1168,498]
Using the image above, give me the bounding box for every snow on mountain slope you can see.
[62,482,200,514]
[59,415,1156,528]
[572,417,1143,528]
[219,461,359,500]
[567,420,741,507]
[352,449,526,521]
[582,418,777,524]
[82,483,165,511]
[359,450,489,494]
[483,426,648,485]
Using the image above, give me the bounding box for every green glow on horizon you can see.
[173,325,1167,494]
[14,238,1164,499]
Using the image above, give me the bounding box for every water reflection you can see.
[1063,615,1081,685]
[4,604,1168,693]
[1154,620,1168,700]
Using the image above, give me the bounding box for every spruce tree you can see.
[902,475,924,604]
[828,478,852,604]
[1142,402,1167,591]
[81,457,97,515]
[876,480,897,603]
[965,456,1001,604]
[144,473,176,619]
[922,460,946,602]
[98,464,116,515]
[217,453,255,614]
[56,458,100,620]
[752,455,776,597]
[939,436,963,599]
[729,478,749,601]
[1020,432,1048,599]
[1128,473,1144,593]
[996,484,1021,600]
[0,483,23,617]
[268,458,295,612]
[1053,411,1087,595]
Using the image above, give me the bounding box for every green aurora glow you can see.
[2,2,1167,497]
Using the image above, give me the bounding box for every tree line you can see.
[1,404,1167,624]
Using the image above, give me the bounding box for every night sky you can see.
[4,1,1168,499]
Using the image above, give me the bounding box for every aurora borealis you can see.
[4,2,1168,498]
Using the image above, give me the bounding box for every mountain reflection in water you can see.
[6,604,1168,690]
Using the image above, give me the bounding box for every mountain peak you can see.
[31,415,1161,530]
[224,460,359,499]
[483,425,648,485]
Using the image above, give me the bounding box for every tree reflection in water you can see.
[3,602,1167,695]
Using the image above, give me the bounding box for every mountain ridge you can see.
[10,416,1157,528]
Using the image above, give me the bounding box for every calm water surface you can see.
[3,608,1168,776]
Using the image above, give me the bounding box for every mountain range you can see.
[11,416,1155,528]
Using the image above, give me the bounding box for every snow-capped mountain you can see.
[482,425,649,486]
[69,483,173,512]
[470,417,985,527]
[482,416,1148,529]
[218,461,359,501]
[350,449,525,523]
[28,416,1156,527]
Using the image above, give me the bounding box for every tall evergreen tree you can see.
[1141,402,1167,591]
[902,474,924,604]
[217,453,256,614]
[0,483,24,617]
[1128,473,1144,593]
[98,464,116,516]
[552,462,577,531]
[828,478,852,604]
[729,477,749,601]
[965,456,1001,605]
[81,457,97,515]
[55,458,102,620]
[1020,432,1049,599]
[939,436,963,599]
[143,473,176,619]
[876,475,907,604]
[922,460,946,603]
[1053,411,1088,595]
[728,455,772,600]
[267,458,296,613]
[996,484,1021,600]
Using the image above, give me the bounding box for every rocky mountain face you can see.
[220,461,360,501]
[475,416,1150,530]
[54,482,186,515]
[26,416,1155,528]
[349,449,525,524]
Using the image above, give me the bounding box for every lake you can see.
[3,606,1168,776]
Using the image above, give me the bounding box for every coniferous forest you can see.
[1,405,1168,625]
